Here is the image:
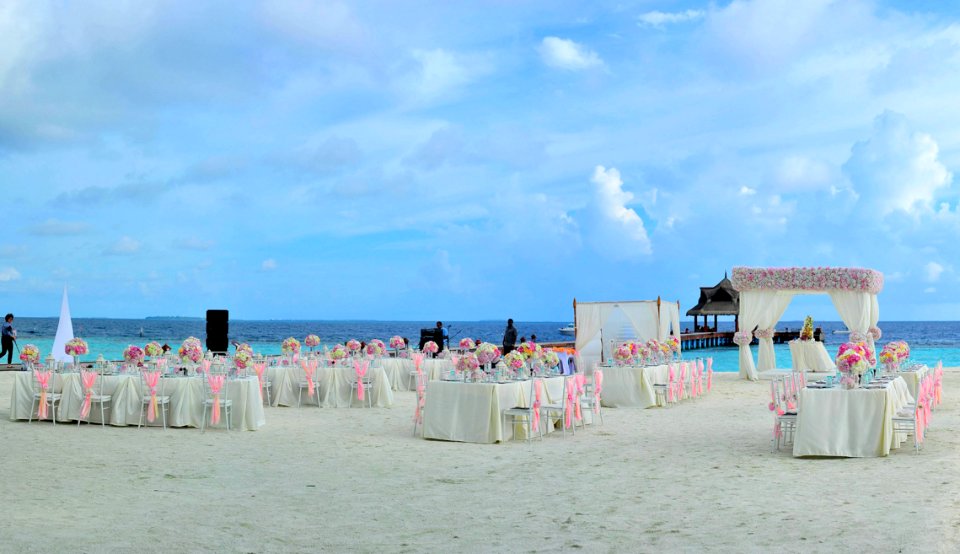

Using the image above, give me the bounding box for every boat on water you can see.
[832,329,851,334]
[558,324,575,336]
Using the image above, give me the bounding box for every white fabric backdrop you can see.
[575,301,658,370]
[657,302,681,342]
[737,290,775,381]
[757,292,794,371]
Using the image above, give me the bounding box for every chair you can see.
[412,372,428,437]
[296,359,320,408]
[705,357,714,393]
[28,368,62,425]
[653,363,678,407]
[580,369,603,425]
[201,372,233,432]
[409,354,425,390]
[138,370,172,429]
[540,376,576,438]
[892,376,931,453]
[770,378,797,451]
[350,359,375,408]
[77,368,112,428]
[502,378,544,442]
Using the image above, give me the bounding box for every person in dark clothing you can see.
[1,313,15,364]
[502,319,517,355]
[436,321,448,351]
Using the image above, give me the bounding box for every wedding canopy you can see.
[574,299,682,369]
[731,267,883,381]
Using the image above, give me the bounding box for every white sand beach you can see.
[1,370,958,553]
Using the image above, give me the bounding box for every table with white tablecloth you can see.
[422,377,573,443]
[598,364,669,408]
[9,371,265,430]
[898,366,928,400]
[267,363,394,407]
[793,377,912,458]
[380,358,454,391]
[788,340,835,372]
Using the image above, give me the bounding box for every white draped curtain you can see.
[757,292,794,371]
[828,291,871,339]
[657,302,681,342]
[737,290,776,381]
[574,303,614,353]
[868,294,880,354]
[620,303,660,345]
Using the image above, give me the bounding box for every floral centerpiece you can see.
[475,342,501,366]
[422,340,439,355]
[304,334,321,350]
[800,316,814,341]
[234,350,252,371]
[19,344,40,366]
[365,339,385,357]
[517,341,542,360]
[281,337,301,356]
[330,344,347,362]
[144,341,163,358]
[879,340,910,371]
[541,349,560,370]
[123,345,144,365]
[235,342,253,357]
[614,344,634,366]
[836,342,870,389]
[459,337,476,350]
[346,339,362,355]
[666,336,680,356]
[389,336,405,350]
[65,337,89,357]
[178,337,203,364]
[500,351,525,375]
[456,352,481,380]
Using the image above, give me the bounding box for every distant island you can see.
[145,316,204,321]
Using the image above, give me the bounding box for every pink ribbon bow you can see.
[593,369,604,414]
[144,370,161,423]
[207,374,225,425]
[301,359,317,397]
[564,379,576,429]
[532,379,542,432]
[34,370,51,419]
[354,360,369,401]
[574,374,585,422]
[253,362,267,401]
[413,353,424,373]
[414,379,426,424]
[706,357,713,391]
[769,382,785,416]
[80,369,97,419]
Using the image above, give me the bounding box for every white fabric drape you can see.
[828,291,871,337]
[619,302,659,343]
[574,304,614,352]
[657,302,681,342]
[868,294,880,354]
[737,290,777,381]
[757,292,794,371]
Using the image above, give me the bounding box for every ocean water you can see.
[6,318,959,370]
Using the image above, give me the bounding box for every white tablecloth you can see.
[598,364,669,408]
[793,377,913,458]
[898,366,928,400]
[788,340,835,372]
[267,363,394,408]
[9,372,265,430]
[422,377,572,443]
[381,358,455,391]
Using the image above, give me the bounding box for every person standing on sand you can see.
[502,319,517,355]
[436,321,448,351]
[1,314,16,364]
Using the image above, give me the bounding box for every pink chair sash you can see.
[413,353,424,374]
[593,369,604,413]
[531,379,542,432]
[706,357,713,391]
[574,374,585,422]
[300,360,317,397]
[143,370,161,423]
[667,364,676,403]
[414,378,426,424]
[80,369,97,419]
[253,362,267,401]
[34,370,51,419]
[199,359,211,374]
[564,379,576,428]
[354,360,369,401]
[207,374,225,425]
[769,381,785,416]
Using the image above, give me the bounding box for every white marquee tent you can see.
[730,267,884,381]
[574,298,682,370]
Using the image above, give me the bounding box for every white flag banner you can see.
[51,287,75,363]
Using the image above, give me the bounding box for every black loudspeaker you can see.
[418,328,443,351]
[206,309,229,353]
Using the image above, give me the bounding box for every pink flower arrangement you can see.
[501,351,524,371]
[614,344,633,365]
[330,344,346,360]
[123,345,144,363]
[879,341,909,367]
[422,340,438,354]
[365,340,385,356]
[475,342,501,365]
[731,266,884,294]
[666,337,680,353]
[517,341,541,360]
[65,338,89,356]
[234,350,251,370]
[836,342,870,375]
[304,334,321,348]
[541,349,560,368]
[19,344,39,364]
[389,336,405,349]
[281,337,301,355]
[178,337,203,363]
[144,342,163,357]
[459,338,476,350]
[346,339,361,353]
[645,339,662,353]
[456,353,480,373]
[235,343,253,357]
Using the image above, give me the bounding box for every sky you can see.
[2,0,960,322]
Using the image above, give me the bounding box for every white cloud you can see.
[259,0,367,52]
[843,111,952,216]
[773,155,832,191]
[105,236,141,255]
[739,186,757,196]
[406,49,491,101]
[925,261,944,282]
[589,165,652,257]
[638,9,705,27]
[0,267,21,281]
[261,259,277,271]
[538,37,602,71]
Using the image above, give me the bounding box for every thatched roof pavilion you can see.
[686,273,739,331]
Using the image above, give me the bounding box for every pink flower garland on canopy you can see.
[731,266,884,294]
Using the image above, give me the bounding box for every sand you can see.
[1,370,958,553]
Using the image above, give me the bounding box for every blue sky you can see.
[2,0,960,322]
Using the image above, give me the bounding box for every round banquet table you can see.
[9,371,265,430]
[788,340,835,372]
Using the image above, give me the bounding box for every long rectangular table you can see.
[267,363,394,408]
[788,340,835,372]
[898,365,928,400]
[9,371,265,430]
[380,358,454,391]
[793,376,912,458]
[422,376,575,443]
[598,364,669,408]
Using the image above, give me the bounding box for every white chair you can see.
[201,372,233,432]
[350,360,375,408]
[138,371,172,430]
[77,369,112,428]
[412,372,427,437]
[580,369,603,425]
[296,361,321,408]
[653,364,679,407]
[502,378,544,443]
[770,378,797,451]
[540,376,575,438]
[28,368,62,425]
